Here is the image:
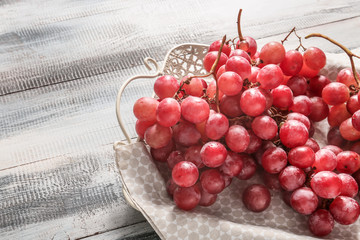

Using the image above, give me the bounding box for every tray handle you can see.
[115,57,162,144]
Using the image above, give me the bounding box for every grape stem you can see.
[173,35,227,113]
[281,27,306,51]
[305,33,360,86]
[237,9,244,41]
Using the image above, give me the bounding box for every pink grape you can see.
[329,196,360,225]
[135,119,156,139]
[312,149,337,172]
[308,96,329,122]
[200,169,225,194]
[237,154,257,180]
[336,151,360,174]
[172,161,199,187]
[256,64,283,90]
[216,65,226,79]
[219,93,243,118]
[280,49,303,76]
[218,71,243,96]
[236,36,257,57]
[154,75,179,99]
[251,115,278,140]
[144,123,172,149]
[271,85,293,109]
[181,96,210,123]
[261,147,287,174]
[203,51,228,73]
[308,75,330,97]
[259,41,285,64]
[209,40,232,56]
[172,121,201,146]
[173,185,201,211]
[279,166,306,191]
[200,141,227,168]
[279,120,309,148]
[308,209,334,237]
[225,56,251,80]
[338,173,358,198]
[288,146,315,169]
[322,82,350,105]
[337,67,359,87]
[225,125,250,153]
[303,47,326,71]
[288,95,312,116]
[290,187,318,215]
[205,112,229,140]
[286,75,307,96]
[310,171,341,199]
[240,88,266,116]
[156,98,181,127]
[133,97,159,122]
[242,184,271,212]
[181,77,204,97]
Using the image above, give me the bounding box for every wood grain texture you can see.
[1,0,360,95]
[1,0,360,239]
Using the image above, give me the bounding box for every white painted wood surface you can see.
[1,0,360,239]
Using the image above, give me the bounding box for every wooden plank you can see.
[0,144,152,240]
[1,0,360,95]
[81,221,159,240]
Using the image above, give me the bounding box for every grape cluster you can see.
[132,10,360,237]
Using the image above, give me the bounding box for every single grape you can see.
[308,209,334,237]
[209,40,232,56]
[280,50,303,76]
[218,71,243,96]
[322,82,350,105]
[271,85,293,110]
[229,49,251,63]
[236,154,257,180]
[184,145,205,168]
[245,130,263,154]
[181,96,210,124]
[328,103,351,127]
[290,187,318,215]
[225,125,250,153]
[219,151,243,177]
[261,171,281,191]
[216,65,226,79]
[261,147,287,174]
[347,95,360,114]
[180,77,204,97]
[167,150,185,169]
[288,146,315,169]
[279,120,309,148]
[310,171,341,199]
[225,56,251,80]
[219,93,243,118]
[312,149,337,172]
[249,66,260,83]
[256,64,283,90]
[336,151,360,174]
[304,138,320,153]
[156,98,181,127]
[336,67,359,87]
[172,161,199,187]
[135,119,156,139]
[133,97,159,122]
[329,196,360,225]
[286,75,307,96]
[154,75,179,99]
[308,96,329,122]
[242,184,271,212]
[303,47,326,71]
[198,184,218,206]
[236,36,257,57]
[339,118,360,141]
[288,95,312,116]
[206,80,224,100]
[200,169,225,194]
[259,41,285,64]
[240,88,266,116]
[144,123,172,149]
[322,144,343,155]
[203,51,228,73]
[173,185,201,211]
[327,127,347,147]
[172,121,201,146]
[352,109,360,131]
[338,173,358,198]
[151,139,175,162]
[298,59,319,78]
[205,112,229,140]
[308,75,330,97]
[251,115,278,140]
[200,141,227,168]
[279,166,306,191]
[287,112,310,130]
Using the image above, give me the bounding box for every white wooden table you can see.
[1,0,360,239]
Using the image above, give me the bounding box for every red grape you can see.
[225,56,251,80]
[242,184,271,212]
[219,93,243,118]
[279,120,309,148]
[336,67,359,87]
[240,88,266,116]
[308,96,329,122]
[328,103,351,127]
[271,85,293,110]
[200,141,227,168]
[288,95,312,116]
[151,139,175,162]
[338,173,358,198]
[290,187,318,215]
[288,146,315,169]
[200,169,225,194]
[279,166,306,191]
[154,75,179,99]
[251,115,278,140]
[308,75,330,97]
[144,123,172,149]
[218,71,243,96]
[256,64,283,90]
[336,151,360,174]
[313,149,337,172]
[303,47,326,71]
[209,40,232,56]
[172,121,201,146]
[261,147,287,174]
[135,119,156,139]
[236,154,257,180]
[172,161,199,187]
[286,75,307,96]
[308,209,334,237]
[203,51,228,73]
[205,112,229,140]
[280,50,303,76]
[219,151,243,177]
[184,145,205,168]
[225,125,250,153]
[173,185,201,211]
[322,82,350,105]
[133,97,159,122]
[339,118,360,141]
[259,41,285,64]
[310,171,341,199]
[181,96,210,124]
[156,98,181,127]
[329,196,360,225]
